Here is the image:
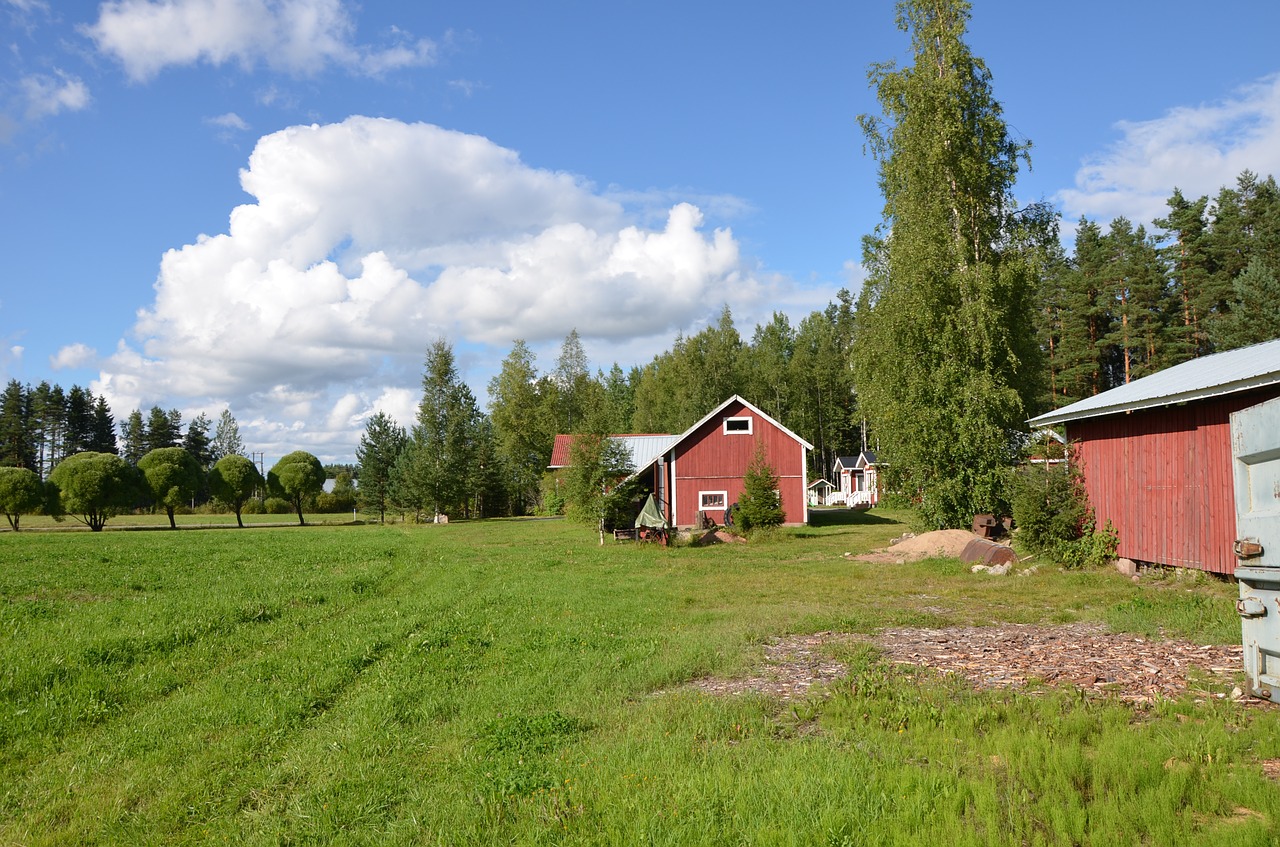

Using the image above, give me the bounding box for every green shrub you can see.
[1010,459,1117,568]
[1009,461,1087,554]
[538,473,564,516]
[315,492,356,513]
[1051,519,1119,568]
[264,497,292,515]
[240,498,265,515]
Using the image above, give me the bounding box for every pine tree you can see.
[852,0,1041,527]
[1055,220,1115,402]
[30,382,67,478]
[1211,257,1280,350]
[1101,218,1175,385]
[1155,188,1214,357]
[0,380,34,470]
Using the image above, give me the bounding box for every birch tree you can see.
[852,0,1041,527]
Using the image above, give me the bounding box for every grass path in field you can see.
[3,512,1279,844]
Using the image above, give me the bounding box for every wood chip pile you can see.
[874,623,1245,704]
[684,624,1249,706]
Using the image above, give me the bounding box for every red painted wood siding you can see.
[1068,387,1280,574]
[669,399,807,526]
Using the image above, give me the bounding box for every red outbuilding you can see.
[634,395,813,528]
[1028,338,1280,575]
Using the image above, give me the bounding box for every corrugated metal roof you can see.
[616,434,679,470]
[1028,338,1280,427]
[548,433,677,471]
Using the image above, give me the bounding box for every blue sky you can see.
[4,0,1280,463]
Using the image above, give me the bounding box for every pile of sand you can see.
[849,529,977,564]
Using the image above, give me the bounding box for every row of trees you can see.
[0,448,327,531]
[0,380,248,481]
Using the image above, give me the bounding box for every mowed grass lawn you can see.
[2,511,1278,845]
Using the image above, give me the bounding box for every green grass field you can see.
[2,511,1277,845]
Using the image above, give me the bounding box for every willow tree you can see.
[853,0,1042,527]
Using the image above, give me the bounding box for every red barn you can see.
[1028,339,1280,574]
[633,396,812,528]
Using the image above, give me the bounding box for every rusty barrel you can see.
[960,537,1018,566]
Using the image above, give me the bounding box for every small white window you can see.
[700,491,727,510]
[723,416,752,435]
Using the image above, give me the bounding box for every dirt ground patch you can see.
[684,624,1249,705]
[849,529,982,564]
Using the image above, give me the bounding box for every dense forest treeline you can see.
[1040,170,1280,407]
[3,171,1280,522]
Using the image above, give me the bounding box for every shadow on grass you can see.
[794,508,905,538]
[808,508,899,528]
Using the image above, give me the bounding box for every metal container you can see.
[1231,395,1280,699]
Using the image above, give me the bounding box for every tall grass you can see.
[1,511,1275,844]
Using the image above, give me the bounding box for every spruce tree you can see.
[89,395,117,454]
[64,386,95,457]
[488,340,552,513]
[400,339,482,518]
[210,409,244,461]
[735,444,785,533]
[120,409,146,464]
[356,410,408,523]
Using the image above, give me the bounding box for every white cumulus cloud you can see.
[86,0,436,82]
[1058,73,1280,227]
[20,70,90,119]
[95,116,765,461]
[51,343,97,370]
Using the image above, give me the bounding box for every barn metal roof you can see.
[1028,337,1280,427]
[548,433,678,470]
[616,434,680,470]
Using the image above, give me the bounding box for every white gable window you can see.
[723,416,752,435]
[700,491,727,510]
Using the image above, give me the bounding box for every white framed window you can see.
[722,416,753,435]
[700,491,727,510]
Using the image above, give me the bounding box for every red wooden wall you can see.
[1068,387,1280,574]
[668,399,807,526]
